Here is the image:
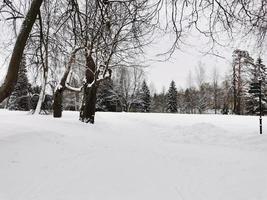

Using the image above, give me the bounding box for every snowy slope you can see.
[0,110,267,200]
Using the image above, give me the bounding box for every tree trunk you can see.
[80,84,97,123]
[79,52,97,124]
[53,88,64,117]
[0,0,43,103]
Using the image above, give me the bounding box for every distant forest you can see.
[2,49,266,116]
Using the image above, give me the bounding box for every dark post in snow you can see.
[249,80,263,134]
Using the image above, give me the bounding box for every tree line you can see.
[83,49,267,115]
[3,48,265,116]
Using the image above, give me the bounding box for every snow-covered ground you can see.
[0,110,267,200]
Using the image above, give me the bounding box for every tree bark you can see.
[80,84,97,123]
[53,88,64,117]
[79,53,97,124]
[0,0,43,103]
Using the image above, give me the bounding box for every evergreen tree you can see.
[167,80,177,113]
[96,79,117,112]
[177,89,185,113]
[150,89,167,113]
[139,80,151,112]
[184,88,191,113]
[29,85,41,110]
[246,57,267,115]
[8,56,30,110]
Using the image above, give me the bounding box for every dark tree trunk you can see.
[80,84,98,123]
[53,89,64,118]
[0,0,43,103]
[79,53,97,124]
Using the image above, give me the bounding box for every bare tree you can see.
[195,62,206,88]
[1,0,266,113]
[25,0,73,114]
[52,0,153,123]
[0,0,43,103]
[113,66,144,112]
[155,0,267,54]
[195,63,210,114]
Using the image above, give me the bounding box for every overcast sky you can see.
[145,47,231,92]
[143,33,266,93]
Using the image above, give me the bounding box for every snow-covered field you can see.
[0,110,267,200]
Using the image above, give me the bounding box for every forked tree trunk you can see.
[79,53,97,124]
[0,0,43,103]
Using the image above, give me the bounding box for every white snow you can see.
[0,110,267,200]
[55,84,63,91]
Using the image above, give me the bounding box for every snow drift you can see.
[0,110,267,200]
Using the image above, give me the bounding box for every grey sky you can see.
[144,33,266,92]
[145,48,231,92]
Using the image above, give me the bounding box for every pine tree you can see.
[184,88,191,113]
[139,80,151,112]
[246,57,267,115]
[29,85,41,110]
[167,80,177,113]
[177,89,185,113]
[96,79,117,112]
[150,88,167,113]
[8,56,30,111]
